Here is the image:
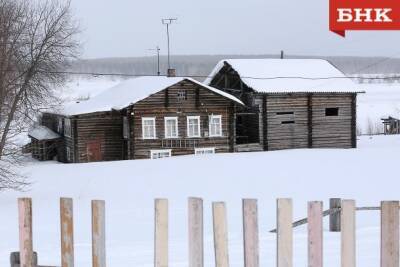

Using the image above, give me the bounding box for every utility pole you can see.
[148,46,161,76]
[162,18,177,70]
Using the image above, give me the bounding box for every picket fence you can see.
[16,198,400,267]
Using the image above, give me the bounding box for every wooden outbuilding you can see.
[382,116,400,135]
[28,125,61,161]
[39,76,243,163]
[204,59,364,150]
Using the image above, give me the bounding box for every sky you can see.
[71,0,400,59]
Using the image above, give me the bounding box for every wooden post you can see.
[381,201,399,267]
[277,198,293,267]
[308,201,323,267]
[341,200,356,267]
[92,200,106,267]
[188,197,203,267]
[155,199,168,267]
[212,202,229,267]
[61,198,74,267]
[243,199,259,267]
[329,198,342,232]
[18,198,33,267]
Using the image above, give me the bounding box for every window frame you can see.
[209,115,223,137]
[66,147,72,162]
[195,147,215,155]
[64,118,71,137]
[187,116,201,138]
[142,117,156,139]
[150,149,172,159]
[164,117,179,139]
[123,116,129,139]
[57,117,63,133]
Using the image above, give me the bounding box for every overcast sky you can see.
[71,0,400,59]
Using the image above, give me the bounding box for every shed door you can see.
[87,141,102,162]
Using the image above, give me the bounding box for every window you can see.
[195,147,215,155]
[57,117,63,133]
[325,107,339,116]
[142,117,156,139]
[281,121,295,124]
[209,115,222,137]
[64,118,71,137]
[177,90,187,101]
[164,117,178,138]
[123,116,129,139]
[150,149,172,159]
[187,116,201,137]
[276,111,294,115]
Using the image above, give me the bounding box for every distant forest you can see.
[69,54,400,79]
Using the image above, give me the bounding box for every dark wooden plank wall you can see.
[130,80,235,159]
[74,112,124,162]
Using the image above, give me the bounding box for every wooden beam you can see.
[381,201,399,267]
[307,94,313,148]
[60,198,74,267]
[164,89,169,108]
[155,199,168,267]
[277,198,293,267]
[308,201,323,267]
[243,199,259,267]
[18,198,33,267]
[188,197,203,267]
[262,95,268,151]
[212,202,229,267]
[92,200,106,267]
[351,94,357,148]
[330,198,341,232]
[341,200,356,267]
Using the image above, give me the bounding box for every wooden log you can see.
[188,197,203,267]
[381,201,399,267]
[18,198,33,267]
[308,201,323,267]
[212,202,229,267]
[60,198,74,267]
[329,198,342,232]
[242,199,259,267]
[155,199,168,267]
[92,200,106,267]
[277,198,293,267]
[341,200,356,267]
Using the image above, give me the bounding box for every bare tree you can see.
[0,0,79,191]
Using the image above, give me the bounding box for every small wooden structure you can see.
[28,126,61,161]
[382,116,400,135]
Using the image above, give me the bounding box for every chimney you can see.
[280,50,284,59]
[167,68,176,77]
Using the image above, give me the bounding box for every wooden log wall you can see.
[131,80,236,159]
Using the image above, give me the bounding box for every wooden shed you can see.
[204,59,364,151]
[382,116,400,134]
[40,76,243,163]
[28,125,61,161]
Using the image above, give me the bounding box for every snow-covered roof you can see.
[204,59,363,93]
[28,126,61,141]
[60,76,243,116]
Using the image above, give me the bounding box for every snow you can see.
[28,126,61,141]
[204,59,363,93]
[1,135,400,266]
[59,76,243,116]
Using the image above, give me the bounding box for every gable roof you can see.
[204,59,364,93]
[59,76,243,116]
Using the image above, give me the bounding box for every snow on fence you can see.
[15,197,400,267]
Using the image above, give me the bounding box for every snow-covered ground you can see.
[1,135,400,266]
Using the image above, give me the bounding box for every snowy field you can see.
[1,135,400,266]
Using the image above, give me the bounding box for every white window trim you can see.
[209,115,223,137]
[64,118,71,137]
[195,147,215,155]
[187,116,201,138]
[150,149,172,159]
[164,117,179,139]
[142,117,156,139]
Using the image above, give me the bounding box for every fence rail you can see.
[13,197,400,267]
